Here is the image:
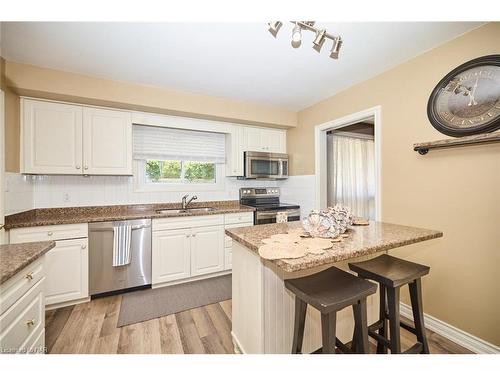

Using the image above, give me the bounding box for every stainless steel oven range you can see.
[239,187,300,225]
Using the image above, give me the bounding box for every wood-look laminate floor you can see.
[45,294,472,354]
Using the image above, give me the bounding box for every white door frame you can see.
[314,105,382,220]
[0,89,5,243]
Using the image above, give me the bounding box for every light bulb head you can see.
[291,24,302,48]
[329,36,342,59]
[312,30,326,53]
[267,21,282,38]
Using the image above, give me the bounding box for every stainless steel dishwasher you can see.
[89,219,151,296]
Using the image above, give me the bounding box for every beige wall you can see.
[290,22,500,345]
[3,60,298,172]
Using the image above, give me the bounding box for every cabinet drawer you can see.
[28,327,45,354]
[224,221,254,248]
[10,223,88,244]
[224,212,254,225]
[153,215,224,231]
[0,278,45,353]
[0,258,45,316]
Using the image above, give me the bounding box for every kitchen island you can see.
[225,221,442,354]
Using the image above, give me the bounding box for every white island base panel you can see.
[231,241,384,354]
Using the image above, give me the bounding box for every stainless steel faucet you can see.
[181,194,198,210]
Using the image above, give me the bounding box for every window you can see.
[145,160,216,184]
[133,125,225,191]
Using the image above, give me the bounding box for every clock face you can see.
[427,55,500,137]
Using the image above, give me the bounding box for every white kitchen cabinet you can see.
[22,99,83,174]
[82,107,132,175]
[243,126,286,153]
[44,238,89,306]
[225,125,244,176]
[21,98,132,175]
[152,228,191,284]
[190,225,224,276]
[10,223,89,309]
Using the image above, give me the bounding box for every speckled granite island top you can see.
[0,241,55,285]
[225,221,443,272]
[4,201,255,229]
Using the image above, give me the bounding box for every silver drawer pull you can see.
[47,231,53,236]
[25,272,34,280]
[25,319,35,327]
[76,165,81,170]
[81,244,87,249]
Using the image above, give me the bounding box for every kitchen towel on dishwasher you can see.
[113,224,132,266]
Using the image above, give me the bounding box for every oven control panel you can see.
[240,187,280,198]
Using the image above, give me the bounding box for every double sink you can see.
[155,207,217,215]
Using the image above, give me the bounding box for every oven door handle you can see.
[256,209,301,219]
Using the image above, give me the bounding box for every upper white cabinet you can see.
[243,126,286,153]
[22,100,83,174]
[21,99,132,175]
[225,125,244,177]
[82,107,132,175]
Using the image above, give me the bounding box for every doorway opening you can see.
[327,121,375,219]
[314,106,381,220]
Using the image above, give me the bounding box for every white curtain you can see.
[327,133,375,219]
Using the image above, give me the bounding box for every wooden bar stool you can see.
[285,266,377,354]
[349,254,430,354]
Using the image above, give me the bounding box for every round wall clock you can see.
[427,55,500,137]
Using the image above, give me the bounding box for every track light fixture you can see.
[329,36,342,59]
[267,21,342,60]
[312,30,326,53]
[291,23,302,48]
[267,21,282,38]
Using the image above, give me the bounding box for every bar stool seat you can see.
[349,254,430,354]
[285,266,377,354]
[348,254,430,288]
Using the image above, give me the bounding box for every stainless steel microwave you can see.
[244,151,289,179]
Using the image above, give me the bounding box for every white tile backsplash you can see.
[4,172,314,217]
[5,173,35,215]
[6,173,279,210]
[279,175,316,219]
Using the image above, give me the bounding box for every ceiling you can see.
[0,22,483,110]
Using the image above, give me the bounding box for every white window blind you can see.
[133,125,226,163]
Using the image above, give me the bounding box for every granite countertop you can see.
[4,201,255,229]
[0,241,55,285]
[225,221,443,272]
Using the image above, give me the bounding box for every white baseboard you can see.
[400,302,499,354]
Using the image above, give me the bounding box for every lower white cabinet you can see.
[9,223,89,308]
[0,258,46,354]
[152,228,191,284]
[44,238,89,306]
[190,226,224,277]
[152,215,230,287]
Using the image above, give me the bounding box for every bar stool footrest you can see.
[403,342,424,354]
[400,320,418,335]
[310,338,354,354]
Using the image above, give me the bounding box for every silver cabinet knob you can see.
[76,165,81,169]
[83,165,89,170]
[47,231,53,236]
[81,244,87,249]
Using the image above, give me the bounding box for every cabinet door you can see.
[190,225,224,277]
[45,238,89,306]
[152,229,191,284]
[83,107,132,175]
[226,125,244,176]
[265,129,286,153]
[22,99,83,174]
[243,127,264,152]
